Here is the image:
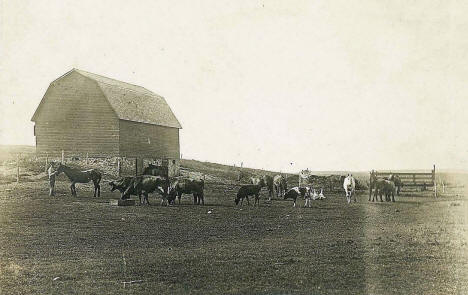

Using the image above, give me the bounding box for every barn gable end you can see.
[32,70,120,156]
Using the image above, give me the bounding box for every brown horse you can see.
[55,163,102,197]
[369,172,397,202]
[369,172,387,202]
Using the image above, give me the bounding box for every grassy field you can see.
[0,177,467,294]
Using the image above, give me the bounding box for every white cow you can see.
[343,174,356,204]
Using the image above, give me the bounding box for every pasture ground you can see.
[0,180,467,294]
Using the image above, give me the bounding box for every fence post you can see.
[117,157,121,177]
[61,150,64,164]
[45,153,49,173]
[135,158,138,176]
[433,164,437,198]
[86,152,89,165]
[16,154,19,183]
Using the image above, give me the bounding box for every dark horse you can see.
[369,172,386,202]
[55,163,102,197]
[369,172,396,202]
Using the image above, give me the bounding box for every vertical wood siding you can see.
[34,71,120,156]
[119,120,180,159]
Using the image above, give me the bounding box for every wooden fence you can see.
[370,165,437,197]
[10,150,180,182]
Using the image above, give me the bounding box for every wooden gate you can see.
[370,165,437,197]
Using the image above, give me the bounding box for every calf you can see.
[284,187,309,207]
[304,187,312,207]
[235,180,265,206]
[318,188,325,200]
[109,177,134,199]
[169,178,205,205]
[122,175,169,205]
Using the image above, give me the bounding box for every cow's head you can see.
[108,181,119,192]
[258,178,266,188]
[55,163,64,176]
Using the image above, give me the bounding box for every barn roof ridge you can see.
[32,69,182,129]
[73,69,156,96]
[73,69,181,129]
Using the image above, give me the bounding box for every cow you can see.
[318,188,325,200]
[169,178,205,205]
[235,179,265,206]
[109,176,134,199]
[273,175,288,198]
[263,175,274,201]
[304,187,312,207]
[284,187,309,207]
[122,175,169,205]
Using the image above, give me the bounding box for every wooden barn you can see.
[31,69,182,170]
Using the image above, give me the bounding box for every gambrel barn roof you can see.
[32,69,182,129]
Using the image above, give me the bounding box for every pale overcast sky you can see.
[1,0,467,172]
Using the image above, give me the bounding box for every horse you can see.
[369,173,398,202]
[55,163,102,197]
[343,174,356,203]
[369,172,384,202]
[273,175,288,198]
[383,174,398,202]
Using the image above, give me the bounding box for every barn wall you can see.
[33,71,120,157]
[119,120,180,159]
